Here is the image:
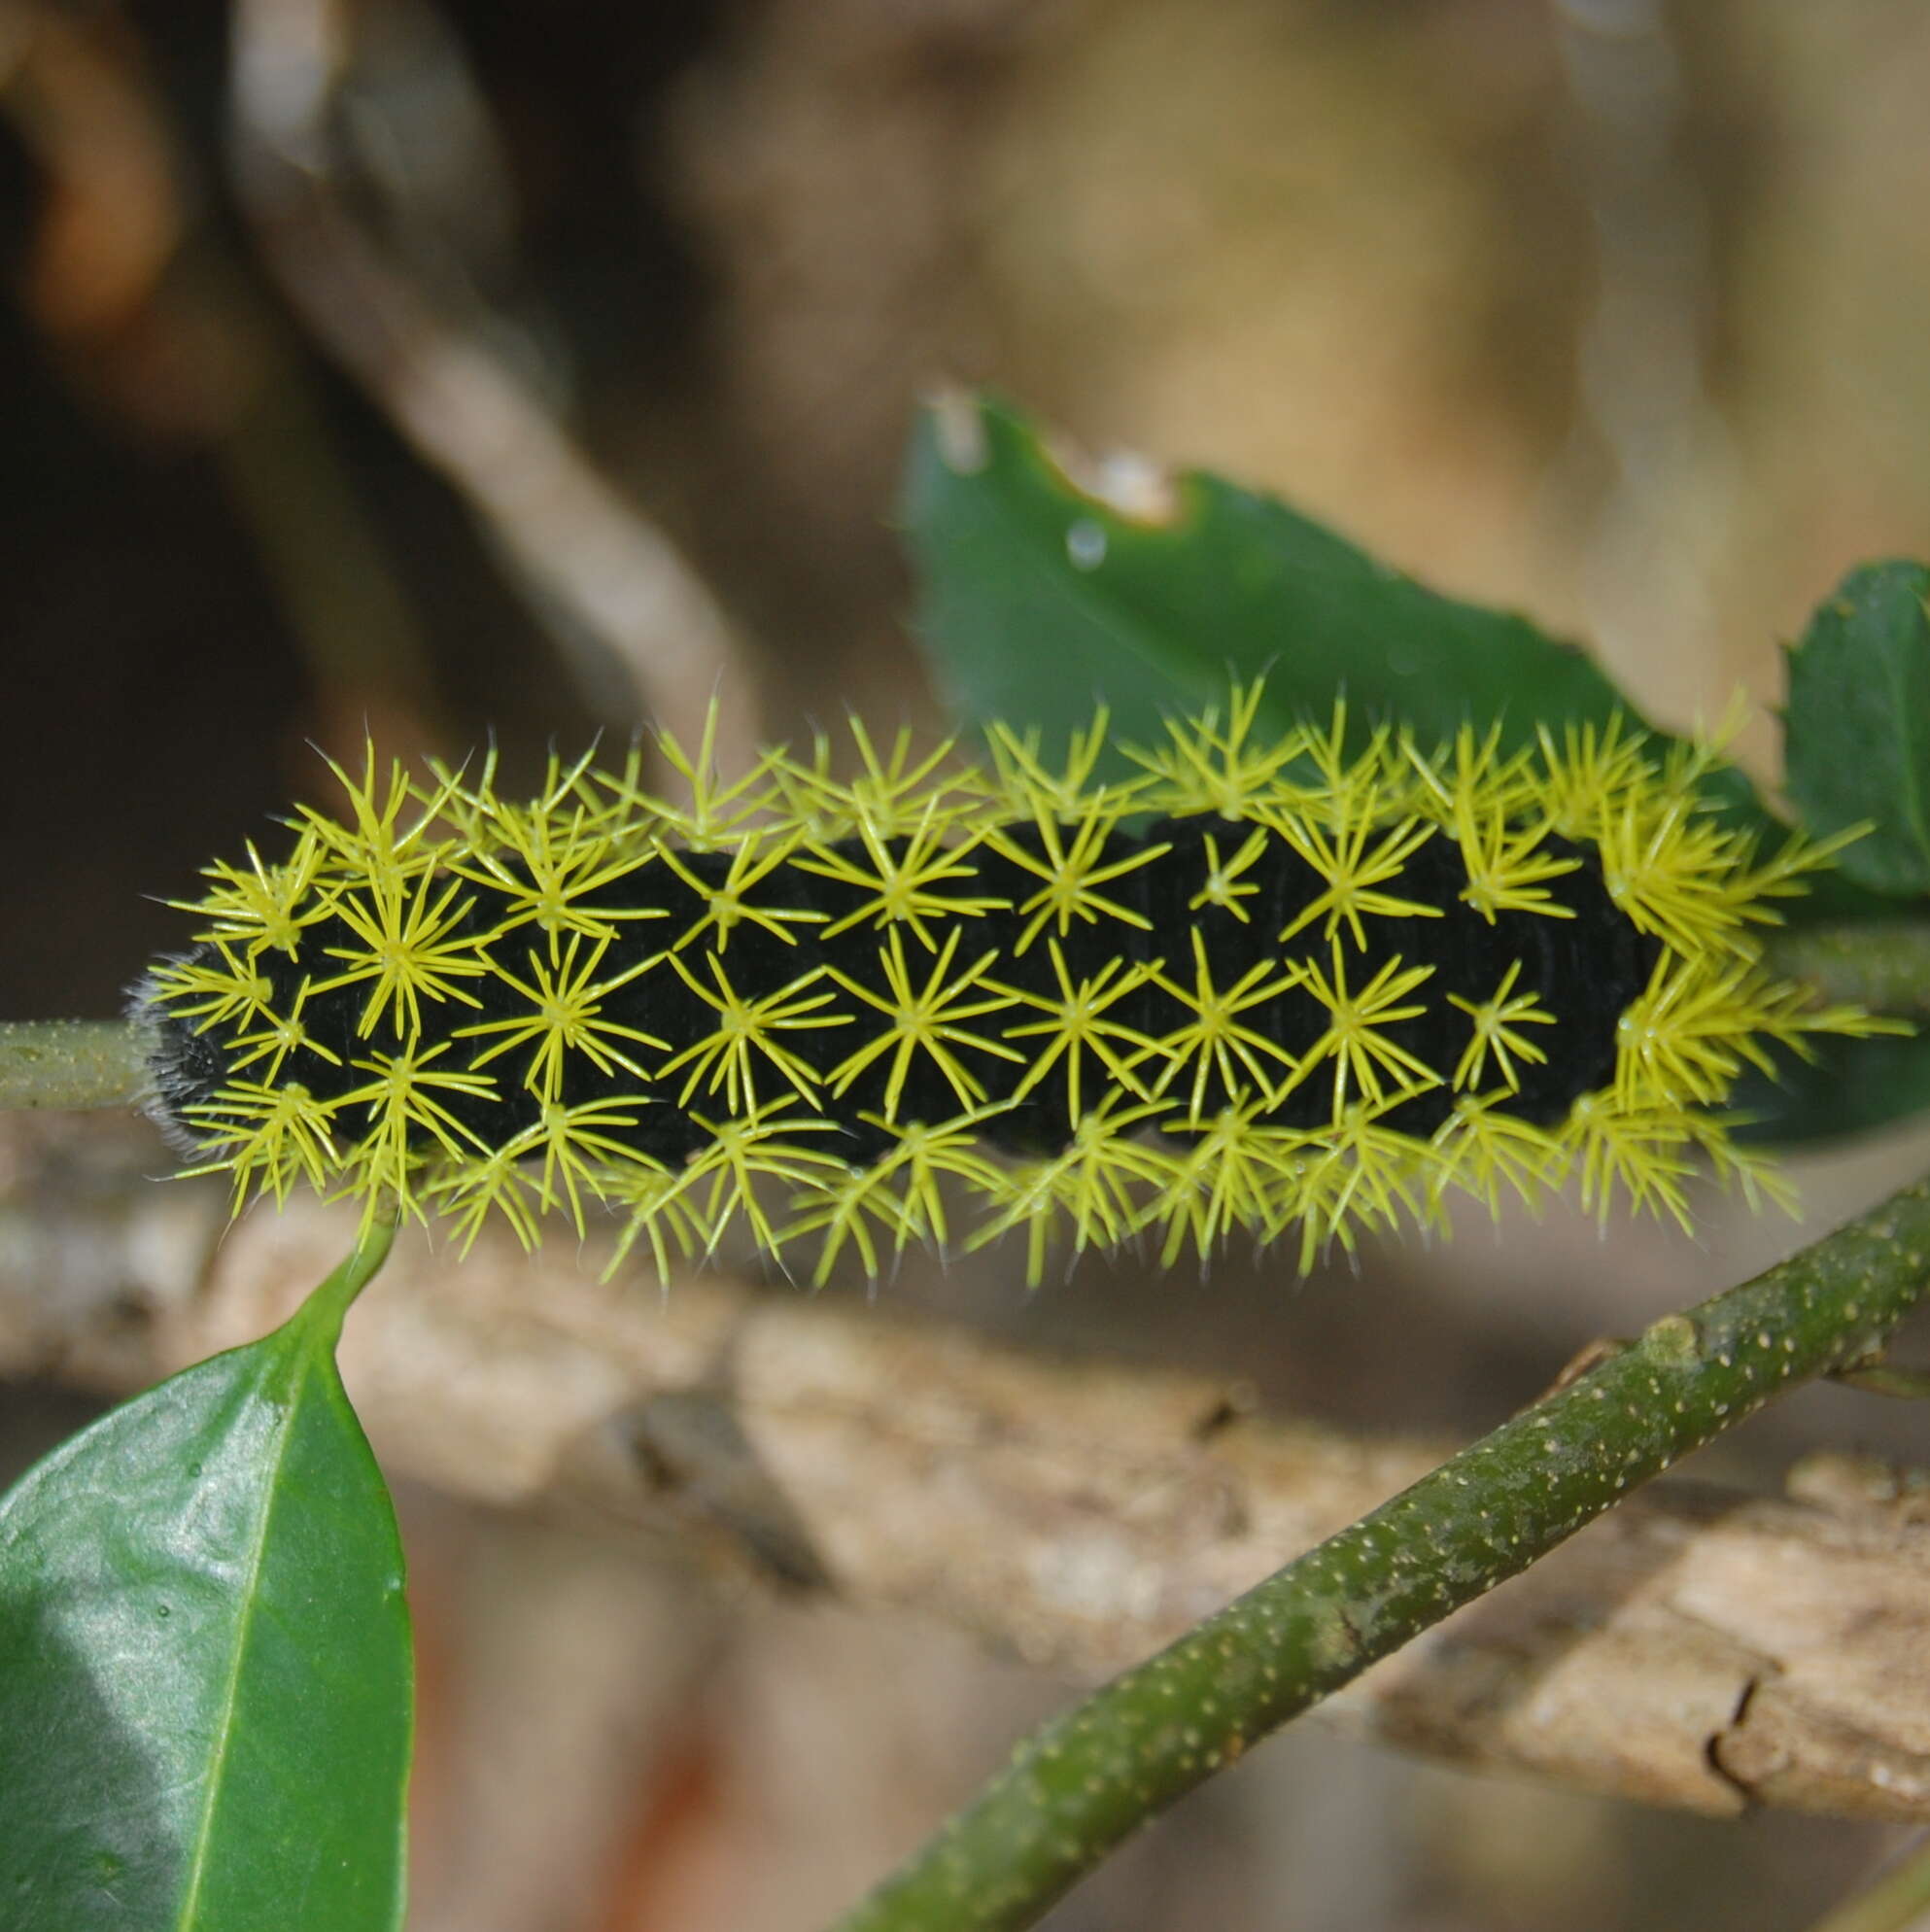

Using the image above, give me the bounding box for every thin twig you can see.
[0,1020,151,1111]
[224,0,754,761]
[1764,923,1930,1020]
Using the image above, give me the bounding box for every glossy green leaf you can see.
[0,1226,409,1932]
[1730,1032,1930,1146]
[899,392,1819,854]
[1784,560,1930,894]
[903,391,1642,766]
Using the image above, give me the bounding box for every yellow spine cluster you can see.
[142,692,1890,1283]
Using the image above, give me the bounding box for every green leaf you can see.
[902,390,1638,766]
[898,391,1813,854]
[0,1226,410,1932]
[1730,1032,1930,1146]
[1784,560,1930,895]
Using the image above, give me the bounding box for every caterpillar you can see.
[135,688,1884,1284]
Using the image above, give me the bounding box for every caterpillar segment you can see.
[136,692,1884,1282]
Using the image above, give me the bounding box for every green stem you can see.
[297,1217,400,1349]
[1805,1833,1930,1932]
[828,1175,1930,1932]
[1762,921,1930,1018]
[0,1019,154,1111]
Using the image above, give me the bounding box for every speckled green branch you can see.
[827,1174,1930,1932]
[0,1020,153,1111]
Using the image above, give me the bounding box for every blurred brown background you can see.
[6,1,1930,1927]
